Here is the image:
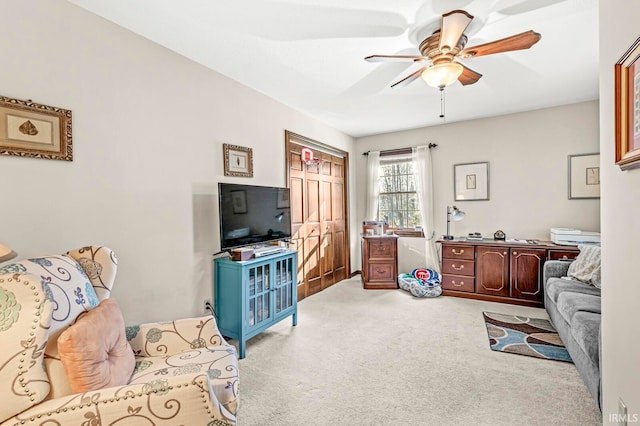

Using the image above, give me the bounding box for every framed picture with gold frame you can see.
[0,95,73,161]
[615,36,640,170]
[223,143,253,177]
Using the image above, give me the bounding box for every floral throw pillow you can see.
[567,244,601,288]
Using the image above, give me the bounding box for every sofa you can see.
[0,245,238,425]
[543,245,601,410]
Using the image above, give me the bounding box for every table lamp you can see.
[0,242,17,263]
[443,205,465,240]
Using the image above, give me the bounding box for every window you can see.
[378,156,421,228]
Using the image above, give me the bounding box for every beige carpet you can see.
[234,277,601,425]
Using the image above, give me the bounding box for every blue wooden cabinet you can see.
[214,249,298,359]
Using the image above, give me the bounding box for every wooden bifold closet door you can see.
[285,131,349,302]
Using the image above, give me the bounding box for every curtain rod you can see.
[362,143,437,156]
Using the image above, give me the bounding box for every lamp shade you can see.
[421,62,463,88]
[0,242,16,262]
[451,206,465,221]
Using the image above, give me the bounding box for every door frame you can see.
[284,130,351,298]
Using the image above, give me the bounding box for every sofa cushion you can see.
[556,292,601,324]
[570,311,601,366]
[545,277,601,304]
[58,298,135,393]
[129,346,239,415]
[567,245,601,288]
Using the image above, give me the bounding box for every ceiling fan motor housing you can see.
[419,32,468,65]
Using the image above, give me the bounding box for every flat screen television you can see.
[218,182,292,251]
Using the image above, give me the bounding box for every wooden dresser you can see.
[361,236,398,289]
[439,239,579,307]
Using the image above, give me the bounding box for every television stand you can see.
[253,246,286,257]
[214,249,298,358]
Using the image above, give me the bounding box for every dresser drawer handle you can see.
[513,251,518,255]
[451,280,465,287]
[452,249,465,255]
[451,264,464,271]
[376,269,386,274]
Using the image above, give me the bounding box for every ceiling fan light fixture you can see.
[421,62,463,89]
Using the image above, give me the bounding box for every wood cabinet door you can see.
[510,248,546,301]
[476,246,509,297]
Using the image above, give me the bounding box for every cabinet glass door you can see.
[274,257,294,315]
[248,264,271,327]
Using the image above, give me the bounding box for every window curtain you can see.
[365,151,381,221]
[412,146,440,272]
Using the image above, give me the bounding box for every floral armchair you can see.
[0,246,238,425]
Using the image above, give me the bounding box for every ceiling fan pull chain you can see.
[440,87,446,119]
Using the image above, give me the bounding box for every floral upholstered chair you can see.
[0,246,238,425]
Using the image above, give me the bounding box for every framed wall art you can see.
[454,162,489,201]
[615,36,640,170]
[568,153,600,199]
[0,95,72,161]
[223,143,253,177]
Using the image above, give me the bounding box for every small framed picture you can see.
[0,95,73,161]
[223,143,253,177]
[568,153,600,199]
[454,162,489,201]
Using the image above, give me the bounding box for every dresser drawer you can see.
[367,263,395,282]
[548,249,579,261]
[442,259,475,276]
[442,275,475,292]
[442,244,475,260]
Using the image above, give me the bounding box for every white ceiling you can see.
[67,0,599,138]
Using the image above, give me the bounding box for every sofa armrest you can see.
[543,260,572,284]
[4,373,236,426]
[126,315,230,357]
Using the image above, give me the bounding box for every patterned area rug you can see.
[483,312,573,363]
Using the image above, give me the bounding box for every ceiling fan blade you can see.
[439,10,474,54]
[459,30,541,58]
[242,2,407,40]
[365,55,428,63]
[458,64,483,86]
[390,67,427,88]
[495,0,567,15]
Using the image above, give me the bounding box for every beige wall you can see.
[600,2,640,423]
[355,101,600,268]
[0,0,356,324]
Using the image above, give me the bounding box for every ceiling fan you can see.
[364,9,541,90]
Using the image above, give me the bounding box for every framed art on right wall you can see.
[568,153,600,199]
[454,162,489,201]
[615,36,640,170]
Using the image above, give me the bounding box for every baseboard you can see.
[350,270,362,277]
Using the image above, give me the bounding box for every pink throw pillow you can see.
[58,298,135,393]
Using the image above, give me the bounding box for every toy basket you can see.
[397,272,442,298]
